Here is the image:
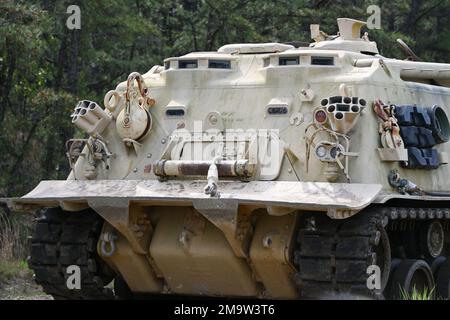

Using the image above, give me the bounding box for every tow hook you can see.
[204,157,221,197]
[100,231,118,257]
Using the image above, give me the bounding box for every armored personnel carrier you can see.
[4,18,450,300]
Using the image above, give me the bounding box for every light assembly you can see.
[314,142,344,162]
[314,109,328,124]
[330,145,344,159]
[315,145,328,158]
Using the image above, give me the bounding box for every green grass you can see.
[400,285,435,300]
[0,260,32,283]
[0,259,54,300]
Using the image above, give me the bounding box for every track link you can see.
[28,207,115,300]
[294,208,387,299]
[294,206,450,299]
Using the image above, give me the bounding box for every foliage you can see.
[0,211,32,261]
[0,0,449,196]
[0,260,31,283]
[400,285,435,300]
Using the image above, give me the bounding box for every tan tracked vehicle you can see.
[4,18,450,299]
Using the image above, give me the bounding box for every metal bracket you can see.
[193,199,253,258]
[88,198,153,255]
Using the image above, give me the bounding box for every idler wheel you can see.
[387,259,435,299]
[430,256,447,276]
[436,260,450,299]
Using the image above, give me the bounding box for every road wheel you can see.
[436,260,450,299]
[430,256,447,276]
[387,259,435,300]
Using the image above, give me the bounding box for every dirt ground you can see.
[0,277,53,300]
[0,262,53,300]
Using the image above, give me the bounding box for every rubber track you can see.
[294,207,450,299]
[28,207,114,300]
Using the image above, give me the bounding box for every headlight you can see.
[330,146,339,159]
[315,145,327,159]
[314,143,344,161]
